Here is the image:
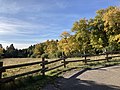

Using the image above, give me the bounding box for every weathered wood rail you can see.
[0,51,120,84]
[65,51,120,64]
[0,57,65,83]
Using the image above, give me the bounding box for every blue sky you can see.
[0,0,119,49]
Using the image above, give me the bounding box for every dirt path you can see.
[42,65,120,90]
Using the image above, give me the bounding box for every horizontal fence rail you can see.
[0,51,120,84]
[0,57,66,84]
[87,59,106,62]
[0,61,43,70]
[64,59,90,63]
[45,58,63,65]
[45,64,64,72]
[0,68,43,83]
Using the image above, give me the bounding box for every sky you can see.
[0,0,119,49]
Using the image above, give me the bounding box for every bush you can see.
[72,52,82,57]
[104,42,119,52]
[55,51,62,58]
[30,54,36,58]
[41,53,49,58]
[48,53,56,58]
[36,55,41,58]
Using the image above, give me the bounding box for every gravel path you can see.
[42,65,120,90]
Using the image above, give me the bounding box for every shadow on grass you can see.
[0,67,82,90]
[1,73,63,90]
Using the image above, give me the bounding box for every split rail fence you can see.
[0,51,120,84]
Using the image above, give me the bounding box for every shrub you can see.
[48,53,56,58]
[55,51,62,58]
[36,55,41,58]
[30,54,36,58]
[41,53,49,58]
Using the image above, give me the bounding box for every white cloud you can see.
[0,16,54,35]
[0,16,64,49]
[0,16,57,48]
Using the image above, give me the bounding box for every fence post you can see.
[106,52,109,62]
[0,62,3,79]
[41,58,45,76]
[63,56,66,68]
[0,62,3,89]
[84,55,87,64]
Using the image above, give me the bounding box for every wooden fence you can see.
[0,51,120,84]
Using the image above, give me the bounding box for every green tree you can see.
[58,31,73,56]
[0,44,4,58]
[72,19,91,54]
[45,40,58,58]
[89,18,108,52]
[5,44,18,58]
[33,44,44,58]
[102,6,120,51]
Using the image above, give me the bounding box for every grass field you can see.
[1,54,120,90]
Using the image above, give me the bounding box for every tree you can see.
[0,44,4,58]
[27,45,35,57]
[72,19,91,54]
[103,7,120,35]
[45,40,58,58]
[102,6,120,51]
[0,44,3,48]
[89,18,108,52]
[33,44,44,58]
[5,44,18,58]
[58,32,73,56]
[45,40,58,53]
[89,6,120,52]
[60,31,70,39]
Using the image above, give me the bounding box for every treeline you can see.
[0,6,120,59]
[0,44,35,58]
